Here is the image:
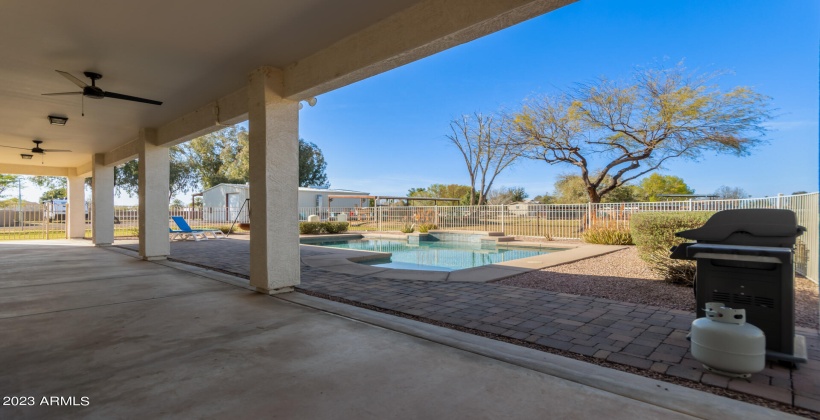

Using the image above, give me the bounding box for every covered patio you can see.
[0,0,582,293]
[0,0,815,417]
[0,240,792,418]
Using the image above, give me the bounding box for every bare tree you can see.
[486,186,528,204]
[509,62,772,202]
[447,113,519,205]
[714,185,748,199]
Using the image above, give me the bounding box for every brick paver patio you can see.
[118,238,820,413]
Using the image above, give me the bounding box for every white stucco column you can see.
[137,128,170,261]
[248,67,300,294]
[66,175,86,239]
[91,154,114,246]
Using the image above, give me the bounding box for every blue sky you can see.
[299,0,819,200]
[16,0,818,204]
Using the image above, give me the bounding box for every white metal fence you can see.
[104,206,250,237]
[2,193,816,281]
[0,203,71,240]
[297,193,819,281]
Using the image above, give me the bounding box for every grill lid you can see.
[675,209,805,247]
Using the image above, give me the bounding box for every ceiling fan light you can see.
[21,154,33,159]
[48,115,68,126]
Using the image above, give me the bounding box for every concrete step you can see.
[480,236,515,243]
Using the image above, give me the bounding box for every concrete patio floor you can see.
[0,241,798,419]
[113,236,820,415]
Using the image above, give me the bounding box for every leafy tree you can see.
[0,174,19,197]
[114,160,139,197]
[552,174,592,204]
[407,187,434,205]
[426,184,473,205]
[299,140,329,188]
[553,173,636,203]
[28,176,67,201]
[792,191,808,195]
[168,146,199,200]
[185,126,248,188]
[170,199,185,209]
[605,184,640,203]
[40,187,67,201]
[0,197,32,208]
[637,174,694,201]
[714,185,749,199]
[112,126,331,201]
[408,184,473,205]
[29,176,66,190]
[114,146,199,200]
[510,62,772,203]
[532,194,554,204]
[447,112,519,204]
[184,126,329,189]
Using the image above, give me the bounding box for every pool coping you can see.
[299,233,627,282]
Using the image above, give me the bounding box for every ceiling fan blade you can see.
[0,144,32,150]
[42,92,83,96]
[104,91,162,105]
[56,70,88,88]
[42,149,72,153]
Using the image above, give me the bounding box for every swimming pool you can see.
[305,238,560,271]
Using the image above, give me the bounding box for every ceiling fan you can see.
[0,140,71,163]
[42,70,162,115]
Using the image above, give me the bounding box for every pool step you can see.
[480,235,515,243]
[428,230,505,236]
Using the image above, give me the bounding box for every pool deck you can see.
[299,233,627,282]
[114,236,820,414]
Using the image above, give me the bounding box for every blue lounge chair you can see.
[170,216,226,241]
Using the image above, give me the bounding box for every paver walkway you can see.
[119,238,820,413]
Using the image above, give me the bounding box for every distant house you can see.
[200,183,369,221]
[508,200,538,216]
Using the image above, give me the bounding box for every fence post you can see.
[587,202,592,228]
[377,206,382,232]
[776,193,783,209]
[501,205,505,234]
[45,214,49,240]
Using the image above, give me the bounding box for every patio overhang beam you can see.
[282,0,575,99]
[0,163,75,177]
[90,0,574,158]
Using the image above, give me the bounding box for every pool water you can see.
[306,238,558,271]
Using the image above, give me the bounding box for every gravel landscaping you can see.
[497,246,819,330]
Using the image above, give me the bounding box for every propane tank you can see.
[690,302,766,378]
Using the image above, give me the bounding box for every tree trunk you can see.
[587,187,602,203]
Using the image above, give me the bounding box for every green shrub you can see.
[323,221,349,234]
[630,212,714,285]
[299,222,322,235]
[417,223,437,233]
[299,221,349,235]
[218,225,236,234]
[581,223,633,245]
[400,223,415,234]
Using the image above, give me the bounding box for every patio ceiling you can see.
[0,0,573,171]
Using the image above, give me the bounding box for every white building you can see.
[508,200,539,216]
[200,183,369,221]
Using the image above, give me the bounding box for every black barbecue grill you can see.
[670,209,807,364]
